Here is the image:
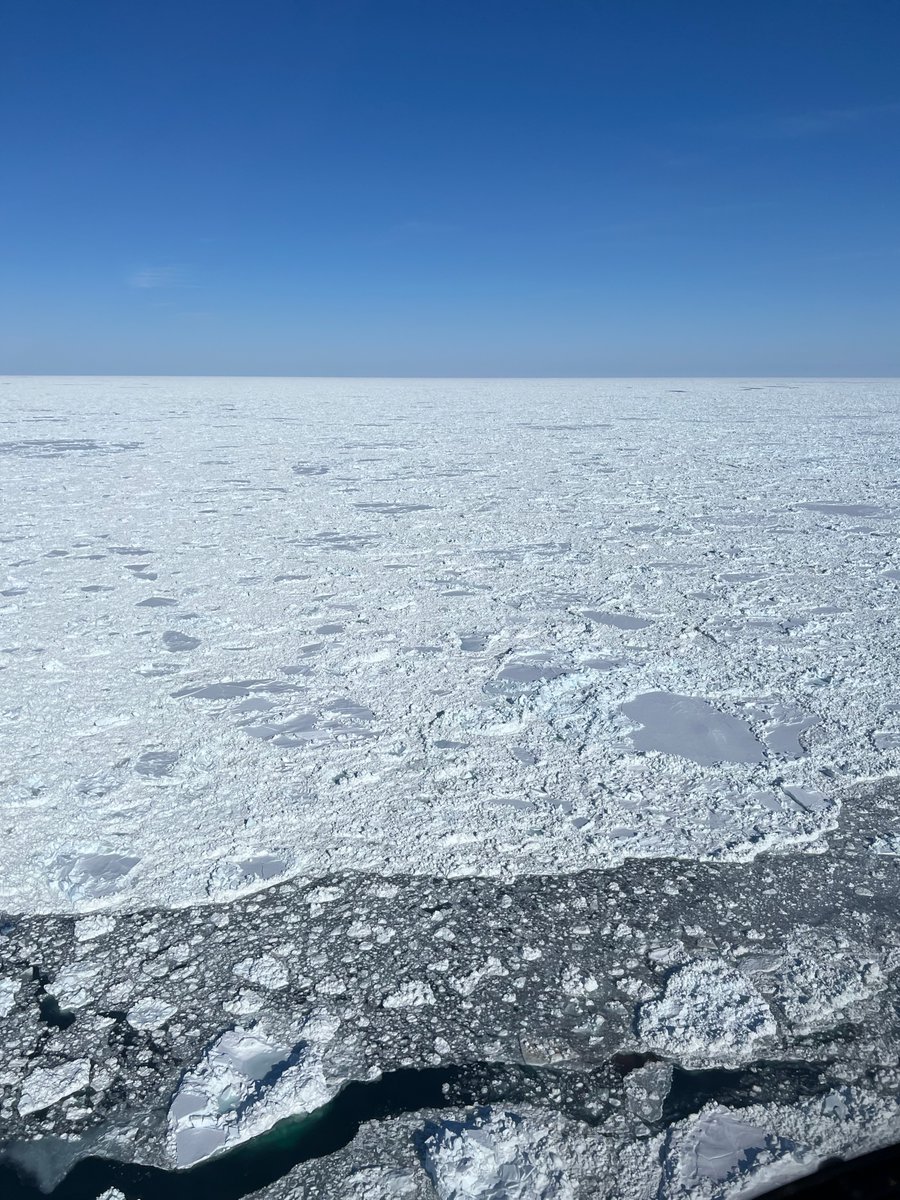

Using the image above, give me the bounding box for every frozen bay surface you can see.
[1,376,898,914]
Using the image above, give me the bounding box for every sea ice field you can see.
[0,376,899,1199]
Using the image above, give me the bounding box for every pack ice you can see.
[2,377,897,912]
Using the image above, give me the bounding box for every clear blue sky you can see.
[2,0,898,375]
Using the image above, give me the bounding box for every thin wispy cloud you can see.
[815,244,900,263]
[375,219,459,249]
[392,219,457,235]
[582,200,780,241]
[720,101,900,140]
[129,265,190,289]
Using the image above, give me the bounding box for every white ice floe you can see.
[166,1012,340,1167]
[382,980,436,1008]
[657,1087,900,1199]
[2,377,899,913]
[233,954,290,990]
[126,996,178,1030]
[638,959,776,1064]
[74,914,116,942]
[624,1061,674,1125]
[451,957,509,997]
[50,960,102,1010]
[0,976,20,1017]
[17,1060,92,1116]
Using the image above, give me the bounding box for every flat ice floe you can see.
[1,377,899,912]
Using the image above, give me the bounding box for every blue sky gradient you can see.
[2,0,899,374]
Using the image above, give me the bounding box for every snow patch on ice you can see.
[623,693,765,766]
[53,852,139,904]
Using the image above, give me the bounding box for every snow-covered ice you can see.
[1,377,898,913]
[637,959,777,1065]
[17,1060,92,1117]
[167,1012,340,1166]
[421,1109,578,1200]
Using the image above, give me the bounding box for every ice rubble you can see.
[421,1109,577,1200]
[2,782,898,1189]
[764,929,890,1034]
[637,959,776,1065]
[1,378,899,912]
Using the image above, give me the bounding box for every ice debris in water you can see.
[768,930,887,1034]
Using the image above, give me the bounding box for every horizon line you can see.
[2,373,899,381]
